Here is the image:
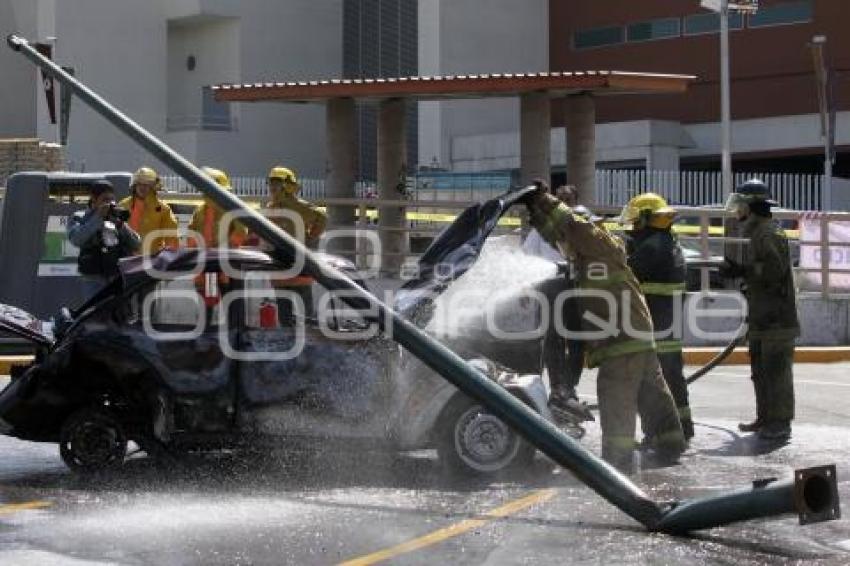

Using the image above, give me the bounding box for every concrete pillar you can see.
[565,93,596,204]
[325,97,357,256]
[377,98,408,275]
[520,92,551,185]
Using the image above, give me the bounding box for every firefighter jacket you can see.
[118,192,179,253]
[187,199,248,248]
[623,228,686,354]
[529,193,655,367]
[266,193,327,247]
[741,215,800,339]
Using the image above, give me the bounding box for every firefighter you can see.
[264,166,327,248]
[187,166,248,248]
[722,179,799,440]
[524,181,686,472]
[620,193,693,440]
[524,186,594,423]
[118,166,179,253]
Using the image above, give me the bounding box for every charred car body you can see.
[0,248,548,475]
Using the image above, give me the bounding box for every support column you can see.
[377,97,408,276]
[565,93,596,205]
[325,97,357,256]
[520,92,551,185]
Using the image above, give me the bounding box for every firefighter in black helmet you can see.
[722,179,799,441]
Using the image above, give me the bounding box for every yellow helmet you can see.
[619,192,676,229]
[268,166,297,185]
[131,166,161,190]
[201,166,232,189]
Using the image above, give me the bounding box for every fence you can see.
[164,169,831,211]
[595,170,825,210]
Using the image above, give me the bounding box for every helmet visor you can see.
[725,192,750,214]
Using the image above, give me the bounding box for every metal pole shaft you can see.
[655,479,796,534]
[720,0,733,198]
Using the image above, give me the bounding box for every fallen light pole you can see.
[8,33,839,534]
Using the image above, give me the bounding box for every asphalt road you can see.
[1,363,850,565]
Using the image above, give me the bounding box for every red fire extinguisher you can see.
[259,299,279,328]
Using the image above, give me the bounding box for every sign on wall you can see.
[799,218,850,291]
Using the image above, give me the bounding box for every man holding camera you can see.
[67,179,141,298]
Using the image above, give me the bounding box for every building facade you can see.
[551,0,849,177]
[1,0,342,178]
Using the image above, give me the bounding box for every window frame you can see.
[747,0,813,29]
[626,17,682,44]
[572,25,625,50]
[683,11,745,36]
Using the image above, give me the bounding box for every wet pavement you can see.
[1,363,849,565]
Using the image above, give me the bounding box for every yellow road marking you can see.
[0,500,52,515]
[338,488,556,566]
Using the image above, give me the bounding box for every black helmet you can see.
[726,178,778,211]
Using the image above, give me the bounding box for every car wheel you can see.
[436,395,535,476]
[59,408,128,474]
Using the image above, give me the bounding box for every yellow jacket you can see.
[266,193,327,247]
[118,192,179,253]
[188,198,248,248]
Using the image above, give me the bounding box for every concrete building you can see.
[416,0,549,174]
[0,0,342,177]
[5,1,840,188]
[452,0,849,181]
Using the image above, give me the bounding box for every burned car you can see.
[0,248,548,475]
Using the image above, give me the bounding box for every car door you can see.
[132,272,239,435]
[235,270,389,436]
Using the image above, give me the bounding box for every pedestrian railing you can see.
[595,169,826,210]
[157,174,849,296]
[164,169,835,211]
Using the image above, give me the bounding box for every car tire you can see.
[59,407,128,474]
[436,394,535,477]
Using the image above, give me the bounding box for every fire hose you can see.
[686,325,747,385]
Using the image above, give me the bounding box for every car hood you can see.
[0,304,53,347]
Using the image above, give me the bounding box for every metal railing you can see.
[595,169,825,210]
[154,185,850,297]
[163,169,834,211]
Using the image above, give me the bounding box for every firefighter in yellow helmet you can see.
[523,181,686,472]
[619,192,693,441]
[187,167,248,248]
[118,167,179,253]
[265,166,327,248]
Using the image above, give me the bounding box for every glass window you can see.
[201,86,233,131]
[748,1,812,28]
[574,26,624,50]
[684,12,744,35]
[627,18,681,42]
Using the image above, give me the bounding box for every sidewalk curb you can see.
[682,347,850,365]
[0,357,33,375]
[3,347,850,375]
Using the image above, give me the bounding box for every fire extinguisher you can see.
[202,272,220,307]
[259,299,279,328]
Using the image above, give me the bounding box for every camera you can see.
[106,201,131,222]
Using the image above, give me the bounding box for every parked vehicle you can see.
[0,248,548,475]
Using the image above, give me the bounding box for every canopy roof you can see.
[213,70,694,103]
